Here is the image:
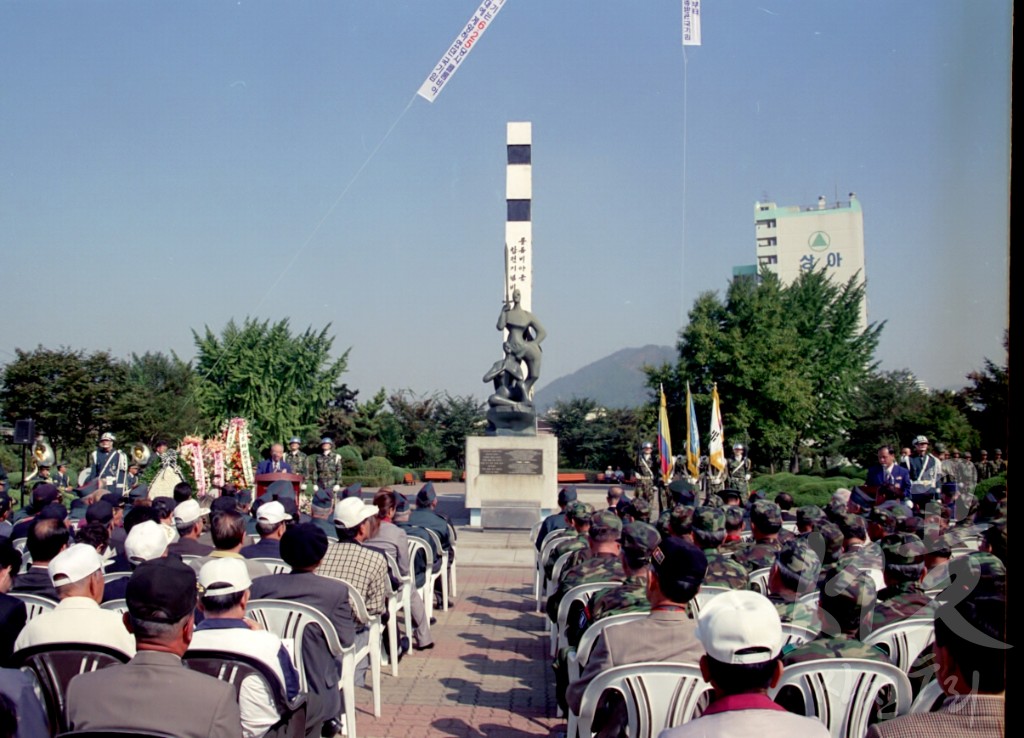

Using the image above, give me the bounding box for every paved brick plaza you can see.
[351,564,561,737]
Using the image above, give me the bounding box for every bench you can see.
[557,473,588,484]
[403,473,416,485]
[423,470,453,482]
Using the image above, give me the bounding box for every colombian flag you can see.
[658,385,673,485]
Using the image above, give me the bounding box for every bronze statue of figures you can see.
[483,342,528,407]
[496,288,546,398]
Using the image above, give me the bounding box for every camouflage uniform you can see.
[782,633,889,665]
[871,533,934,629]
[732,501,784,572]
[796,505,827,532]
[769,538,822,630]
[312,451,344,491]
[727,452,751,494]
[544,502,594,580]
[974,452,994,481]
[956,453,978,497]
[691,507,748,589]
[635,447,656,515]
[590,573,650,622]
[808,521,844,590]
[284,449,308,478]
[546,511,624,622]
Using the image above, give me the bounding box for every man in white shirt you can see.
[13,543,135,657]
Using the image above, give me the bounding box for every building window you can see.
[758,255,778,265]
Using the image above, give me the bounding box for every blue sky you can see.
[1,1,1010,404]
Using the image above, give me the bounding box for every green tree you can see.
[961,332,1008,453]
[433,394,486,468]
[0,347,126,456]
[192,318,348,450]
[546,397,615,469]
[652,270,883,472]
[109,351,201,446]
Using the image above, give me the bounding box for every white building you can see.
[754,194,866,326]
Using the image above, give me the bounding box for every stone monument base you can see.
[465,434,558,529]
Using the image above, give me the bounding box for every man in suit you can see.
[0,540,26,666]
[567,538,708,732]
[66,557,242,737]
[167,499,214,557]
[240,500,291,560]
[256,444,293,475]
[866,445,912,499]
[249,523,356,738]
[535,486,576,552]
[10,517,67,601]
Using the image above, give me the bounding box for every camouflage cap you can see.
[922,524,953,558]
[724,506,745,528]
[836,512,867,541]
[880,532,926,566]
[821,566,877,618]
[667,478,696,506]
[719,488,743,502]
[669,504,695,535]
[897,515,923,536]
[693,506,726,534]
[626,498,651,519]
[867,506,897,532]
[775,538,822,588]
[816,521,845,562]
[750,500,782,530]
[655,510,673,538]
[566,501,595,523]
[982,518,1006,561]
[621,521,661,555]
[589,509,623,542]
[939,551,1006,600]
[796,505,827,530]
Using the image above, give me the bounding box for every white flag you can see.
[709,383,726,472]
[682,0,702,46]
[417,0,509,103]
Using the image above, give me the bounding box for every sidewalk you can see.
[352,563,562,737]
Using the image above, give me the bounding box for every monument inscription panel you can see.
[479,448,543,475]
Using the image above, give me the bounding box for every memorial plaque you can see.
[479,448,543,475]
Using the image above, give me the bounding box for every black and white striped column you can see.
[505,121,532,310]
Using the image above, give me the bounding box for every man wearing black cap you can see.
[407,483,452,554]
[250,523,356,738]
[65,557,242,737]
[536,486,576,551]
[9,484,61,537]
[566,538,708,728]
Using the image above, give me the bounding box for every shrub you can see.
[975,474,1006,499]
[337,445,363,474]
[362,456,393,487]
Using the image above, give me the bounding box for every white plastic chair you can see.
[567,612,649,686]
[382,552,412,677]
[552,581,620,659]
[769,657,912,738]
[748,566,772,595]
[446,520,458,599]
[102,570,132,585]
[863,618,935,674]
[335,581,383,720]
[99,598,128,615]
[423,528,449,611]
[545,550,580,606]
[687,585,734,618]
[908,677,945,713]
[537,529,576,611]
[8,592,57,621]
[780,622,818,647]
[250,557,292,575]
[571,661,712,738]
[407,537,441,624]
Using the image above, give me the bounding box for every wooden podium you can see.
[255,472,303,499]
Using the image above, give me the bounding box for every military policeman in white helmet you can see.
[635,441,657,520]
[312,437,344,496]
[727,442,752,495]
[84,432,129,500]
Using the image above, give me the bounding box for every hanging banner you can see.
[417,0,509,103]
[682,0,702,46]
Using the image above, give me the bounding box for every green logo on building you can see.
[808,231,830,251]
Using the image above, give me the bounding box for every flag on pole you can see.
[709,383,726,473]
[686,382,700,478]
[417,0,510,103]
[682,0,702,46]
[658,385,673,485]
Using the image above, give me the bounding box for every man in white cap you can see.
[12,543,135,657]
[168,499,214,557]
[240,500,291,560]
[659,589,830,737]
[907,435,941,490]
[103,519,174,602]
[190,558,300,738]
[84,431,129,499]
[319,497,389,624]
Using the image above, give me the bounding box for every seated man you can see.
[546,511,625,624]
[661,590,831,738]
[168,499,213,557]
[536,486,576,552]
[692,506,748,590]
[732,500,784,573]
[871,532,934,630]
[766,539,820,630]
[10,517,68,601]
[66,557,241,737]
[192,510,271,581]
[13,544,135,657]
[543,502,593,580]
[241,501,292,560]
[190,558,300,738]
[249,523,356,738]
[567,538,707,732]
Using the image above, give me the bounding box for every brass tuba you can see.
[132,442,152,466]
[24,439,56,484]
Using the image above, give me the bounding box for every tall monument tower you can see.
[505,122,532,311]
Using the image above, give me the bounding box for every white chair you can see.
[446,520,458,600]
[246,598,366,738]
[567,612,649,686]
[908,677,945,713]
[382,552,412,677]
[537,529,576,611]
[552,581,620,659]
[102,570,132,585]
[407,537,441,624]
[769,657,912,738]
[250,557,292,575]
[100,598,128,615]
[545,550,580,607]
[8,592,56,620]
[780,622,818,647]
[336,583,383,720]
[748,567,772,595]
[423,528,449,611]
[571,661,712,738]
[687,585,734,618]
[798,589,820,609]
[863,618,935,675]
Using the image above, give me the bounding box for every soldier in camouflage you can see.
[980,518,1006,566]
[871,533,934,630]
[312,437,344,494]
[655,509,672,540]
[691,506,748,590]
[975,449,994,480]
[767,538,821,630]
[635,441,657,518]
[546,510,624,623]
[544,501,593,580]
[727,443,752,494]
[589,521,660,623]
[811,520,845,590]
[958,450,978,497]
[835,512,883,574]
[732,500,784,573]
[796,505,828,534]
[782,568,887,665]
[622,497,651,525]
[284,436,309,482]
[718,504,747,556]
[666,504,695,546]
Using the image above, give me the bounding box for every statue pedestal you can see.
[464,435,558,529]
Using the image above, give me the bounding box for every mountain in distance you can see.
[534,345,677,411]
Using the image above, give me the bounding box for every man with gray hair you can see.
[13,543,135,657]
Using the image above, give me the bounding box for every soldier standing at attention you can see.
[635,441,656,519]
[284,437,308,482]
[85,432,129,499]
[992,448,1006,475]
[975,449,993,480]
[313,437,344,496]
[727,443,751,495]
[960,450,978,497]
